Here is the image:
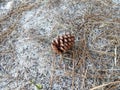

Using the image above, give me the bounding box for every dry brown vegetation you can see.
[0,0,120,90]
[50,0,120,90]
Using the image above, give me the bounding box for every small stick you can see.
[90,81,120,90]
[72,50,75,90]
[50,53,56,90]
[114,45,117,66]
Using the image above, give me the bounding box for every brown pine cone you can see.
[51,32,75,54]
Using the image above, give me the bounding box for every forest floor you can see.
[0,0,120,90]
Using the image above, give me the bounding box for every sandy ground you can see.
[0,0,120,90]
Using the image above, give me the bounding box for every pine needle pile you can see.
[0,0,119,90]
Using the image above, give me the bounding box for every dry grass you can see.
[50,0,120,90]
[0,0,120,90]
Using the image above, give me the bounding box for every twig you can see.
[89,49,115,57]
[114,45,117,66]
[72,50,75,90]
[90,81,120,90]
[50,53,56,90]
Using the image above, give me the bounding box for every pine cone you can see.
[51,32,75,54]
